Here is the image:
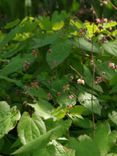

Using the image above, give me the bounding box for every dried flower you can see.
[31,81,39,88]
[32,49,38,57]
[95,76,103,84]
[23,61,30,71]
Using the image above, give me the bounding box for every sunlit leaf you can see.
[28,99,54,119]
[93,123,110,155]
[52,21,64,31]
[13,120,71,155]
[0,26,21,47]
[102,40,117,56]
[17,112,46,145]
[0,101,20,139]
[78,92,102,115]
[75,38,99,53]
[109,111,117,125]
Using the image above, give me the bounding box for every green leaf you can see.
[110,75,117,86]
[83,65,103,93]
[0,101,20,139]
[27,87,48,100]
[0,53,35,76]
[4,19,20,29]
[109,111,117,125]
[51,140,69,156]
[0,101,10,113]
[97,61,116,80]
[13,120,71,155]
[0,138,4,152]
[0,43,24,59]
[106,154,117,156]
[66,137,79,155]
[52,107,67,120]
[28,99,54,119]
[71,115,93,128]
[32,32,60,49]
[52,21,64,31]
[50,76,69,91]
[102,40,117,56]
[47,40,72,69]
[70,19,83,29]
[85,22,99,38]
[13,130,51,155]
[71,0,80,12]
[108,131,117,149]
[75,38,99,53]
[78,92,102,115]
[34,140,69,156]
[52,11,65,31]
[56,94,76,107]
[31,146,55,156]
[69,105,91,116]
[39,16,52,31]
[77,135,100,156]
[17,112,46,145]
[110,85,117,93]
[93,123,110,155]
[0,76,23,87]
[0,26,21,47]
[49,120,71,140]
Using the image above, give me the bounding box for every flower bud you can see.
[68,95,74,99]
[77,79,85,85]
[108,62,115,69]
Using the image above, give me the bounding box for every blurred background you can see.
[0,0,117,25]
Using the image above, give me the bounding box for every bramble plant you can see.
[0,11,117,155]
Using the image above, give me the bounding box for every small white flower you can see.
[108,62,115,69]
[77,79,85,85]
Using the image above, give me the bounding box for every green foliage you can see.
[17,112,46,145]
[0,12,117,155]
[0,0,117,22]
[78,92,102,115]
[47,39,72,69]
[0,101,20,139]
